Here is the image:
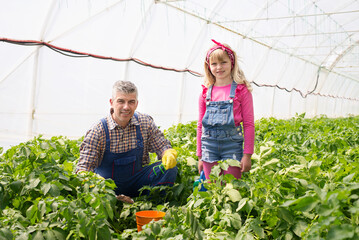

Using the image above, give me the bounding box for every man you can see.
[76,80,178,203]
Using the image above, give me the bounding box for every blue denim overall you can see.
[94,113,178,197]
[201,81,244,163]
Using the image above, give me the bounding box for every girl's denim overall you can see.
[94,113,177,197]
[201,81,244,163]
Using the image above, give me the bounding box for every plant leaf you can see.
[227,189,241,202]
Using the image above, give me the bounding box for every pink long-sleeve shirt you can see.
[196,83,255,156]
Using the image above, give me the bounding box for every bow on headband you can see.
[206,39,235,68]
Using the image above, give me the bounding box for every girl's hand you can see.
[198,157,203,174]
[241,154,252,172]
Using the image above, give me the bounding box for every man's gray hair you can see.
[112,80,138,99]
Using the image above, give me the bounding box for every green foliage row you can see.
[0,115,358,239]
[0,137,124,239]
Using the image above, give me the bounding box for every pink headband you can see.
[206,39,235,68]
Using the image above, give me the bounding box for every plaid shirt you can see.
[76,111,171,172]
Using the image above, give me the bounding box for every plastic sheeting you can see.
[1,0,359,150]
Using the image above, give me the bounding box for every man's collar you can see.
[108,112,139,130]
[107,114,117,130]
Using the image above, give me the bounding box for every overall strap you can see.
[229,81,237,99]
[206,82,237,101]
[206,85,213,101]
[100,118,111,151]
[133,112,144,148]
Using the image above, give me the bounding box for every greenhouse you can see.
[0,0,358,239]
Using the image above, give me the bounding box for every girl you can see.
[197,39,255,180]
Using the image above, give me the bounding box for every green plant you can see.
[1,116,358,239]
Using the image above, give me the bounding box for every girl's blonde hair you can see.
[204,43,252,92]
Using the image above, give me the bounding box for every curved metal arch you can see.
[318,0,358,68]
[267,0,354,71]
[263,0,359,89]
[320,33,355,67]
[328,40,359,71]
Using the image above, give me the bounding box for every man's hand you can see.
[116,194,134,204]
[162,149,177,170]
